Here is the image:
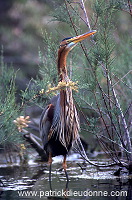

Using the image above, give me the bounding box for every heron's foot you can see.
[62,162,67,171]
[62,155,67,171]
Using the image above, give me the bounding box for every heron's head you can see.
[59,30,96,52]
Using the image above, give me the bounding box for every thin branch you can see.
[97,136,122,164]
[79,0,91,30]
[65,0,78,35]
[66,1,91,28]
[124,101,132,117]
[99,134,132,154]
[128,0,132,17]
[74,138,127,168]
[112,70,132,89]
[107,71,132,162]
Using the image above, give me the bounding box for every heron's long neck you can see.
[57,49,69,81]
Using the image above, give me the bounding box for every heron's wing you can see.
[50,94,60,131]
[39,104,54,148]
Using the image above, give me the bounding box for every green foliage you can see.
[39,31,58,82]
[20,31,59,107]
[51,4,71,24]
[0,54,22,148]
[51,2,80,28]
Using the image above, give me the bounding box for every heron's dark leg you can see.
[48,152,52,190]
[63,155,69,190]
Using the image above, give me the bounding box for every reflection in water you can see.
[0,157,131,200]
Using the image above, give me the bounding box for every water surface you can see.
[0,154,131,200]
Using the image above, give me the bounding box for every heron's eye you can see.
[59,44,66,48]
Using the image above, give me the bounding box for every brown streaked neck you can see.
[57,48,70,81]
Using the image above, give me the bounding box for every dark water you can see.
[0,154,131,200]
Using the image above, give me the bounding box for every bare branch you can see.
[79,0,91,30]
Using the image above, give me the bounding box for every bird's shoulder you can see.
[40,104,54,125]
[39,104,55,147]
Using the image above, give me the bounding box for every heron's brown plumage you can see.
[57,41,70,79]
[55,40,80,149]
[47,43,80,152]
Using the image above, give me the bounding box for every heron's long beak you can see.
[67,30,96,44]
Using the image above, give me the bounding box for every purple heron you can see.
[40,30,96,188]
